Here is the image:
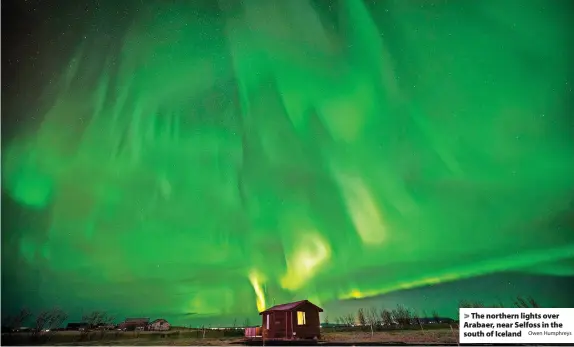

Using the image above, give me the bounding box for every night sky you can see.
[2,0,574,327]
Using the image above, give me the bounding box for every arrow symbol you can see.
[464,314,469,318]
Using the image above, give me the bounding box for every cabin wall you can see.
[265,311,293,339]
[292,303,321,339]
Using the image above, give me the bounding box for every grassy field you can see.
[322,329,458,345]
[2,326,460,346]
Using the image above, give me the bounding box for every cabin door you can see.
[271,311,289,338]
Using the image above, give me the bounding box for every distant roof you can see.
[259,300,323,314]
[150,319,168,324]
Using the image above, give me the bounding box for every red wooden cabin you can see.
[259,300,323,340]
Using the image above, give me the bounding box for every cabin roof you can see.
[259,300,323,315]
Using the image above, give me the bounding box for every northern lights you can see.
[2,0,574,326]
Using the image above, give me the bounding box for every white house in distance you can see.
[147,319,170,331]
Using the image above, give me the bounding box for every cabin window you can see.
[297,311,306,325]
[266,314,270,330]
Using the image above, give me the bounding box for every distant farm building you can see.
[147,319,170,331]
[246,300,323,340]
[119,318,149,331]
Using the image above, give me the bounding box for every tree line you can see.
[323,296,541,336]
[2,308,116,334]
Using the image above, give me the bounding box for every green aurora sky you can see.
[2,0,574,326]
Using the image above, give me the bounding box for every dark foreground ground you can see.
[2,329,460,346]
[241,331,459,345]
[3,326,565,346]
